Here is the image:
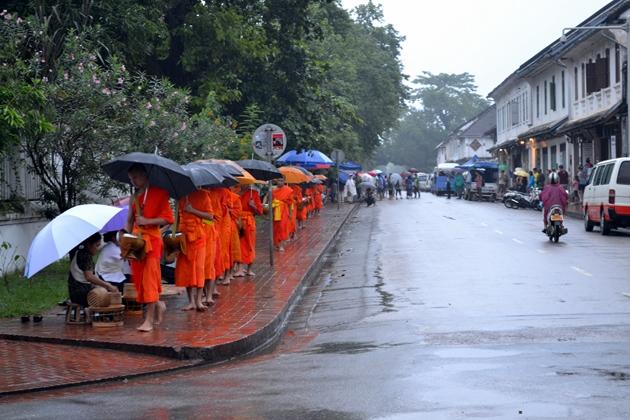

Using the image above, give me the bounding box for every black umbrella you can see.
[191,162,239,187]
[102,152,196,199]
[237,159,282,181]
[195,159,243,177]
[182,163,235,188]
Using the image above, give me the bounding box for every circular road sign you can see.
[331,149,345,163]
[252,124,287,160]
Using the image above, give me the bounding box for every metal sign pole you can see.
[252,123,286,268]
[265,128,274,267]
[337,162,340,211]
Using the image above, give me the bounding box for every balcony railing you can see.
[572,82,622,120]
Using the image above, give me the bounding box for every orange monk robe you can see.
[297,186,308,222]
[174,190,209,289]
[203,189,222,281]
[288,185,301,233]
[305,187,315,215]
[206,188,228,280]
[239,189,262,265]
[228,191,242,266]
[210,188,231,276]
[314,184,324,210]
[130,186,174,304]
[272,185,294,245]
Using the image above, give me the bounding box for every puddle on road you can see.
[593,368,630,381]
[307,341,411,355]
[433,348,522,359]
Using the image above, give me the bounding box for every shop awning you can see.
[487,139,516,153]
[517,117,567,141]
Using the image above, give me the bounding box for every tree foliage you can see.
[377,71,489,172]
[1,1,407,212]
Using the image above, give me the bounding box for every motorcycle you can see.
[545,205,568,242]
[502,190,530,209]
[529,187,543,211]
[503,188,542,210]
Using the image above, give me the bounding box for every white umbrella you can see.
[24,204,125,278]
[390,173,402,185]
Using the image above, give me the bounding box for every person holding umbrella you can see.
[126,164,174,332]
[175,189,214,312]
[237,185,263,276]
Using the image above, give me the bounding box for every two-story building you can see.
[435,105,496,165]
[489,0,630,177]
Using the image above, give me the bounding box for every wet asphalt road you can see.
[5,195,630,419]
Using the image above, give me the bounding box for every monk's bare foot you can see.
[278,246,285,252]
[220,278,231,286]
[137,321,153,332]
[195,303,207,312]
[182,303,195,311]
[212,290,220,298]
[234,270,246,277]
[155,301,166,325]
[246,270,255,277]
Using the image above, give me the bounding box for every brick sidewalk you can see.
[0,339,198,395]
[0,203,357,394]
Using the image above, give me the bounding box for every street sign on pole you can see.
[252,123,287,267]
[331,149,345,210]
[252,124,287,160]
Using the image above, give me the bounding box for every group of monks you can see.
[124,163,325,332]
[270,178,324,251]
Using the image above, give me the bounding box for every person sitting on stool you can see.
[69,232,118,306]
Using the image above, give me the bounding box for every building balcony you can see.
[572,83,622,120]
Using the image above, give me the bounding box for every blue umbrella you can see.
[339,161,362,171]
[277,150,333,168]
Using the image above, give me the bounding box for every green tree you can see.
[378,72,490,171]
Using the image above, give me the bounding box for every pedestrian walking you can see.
[571,175,580,203]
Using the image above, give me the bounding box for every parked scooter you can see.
[502,190,530,209]
[529,187,543,211]
[545,205,568,242]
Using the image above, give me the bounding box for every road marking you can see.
[512,238,524,244]
[537,249,546,254]
[494,229,503,235]
[480,222,488,227]
[571,266,593,277]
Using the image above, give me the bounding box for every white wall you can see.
[0,217,47,275]
[495,80,531,145]
[529,64,570,127]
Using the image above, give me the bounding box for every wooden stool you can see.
[65,303,90,325]
[90,304,125,327]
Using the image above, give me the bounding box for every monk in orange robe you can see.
[304,186,315,218]
[226,187,242,281]
[289,185,302,234]
[213,187,233,285]
[269,178,294,251]
[126,164,174,332]
[174,189,213,311]
[297,185,308,227]
[203,188,222,304]
[314,184,324,214]
[238,186,262,276]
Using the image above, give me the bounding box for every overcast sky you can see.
[341,0,612,97]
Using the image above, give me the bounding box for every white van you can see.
[583,157,630,234]
[417,173,431,191]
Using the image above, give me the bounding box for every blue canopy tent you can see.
[276,149,333,169]
[457,155,498,170]
[339,161,362,171]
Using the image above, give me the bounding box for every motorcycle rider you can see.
[539,172,568,233]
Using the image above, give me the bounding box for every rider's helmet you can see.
[549,172,559,184]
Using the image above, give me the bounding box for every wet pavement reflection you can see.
[4,197,630,419]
